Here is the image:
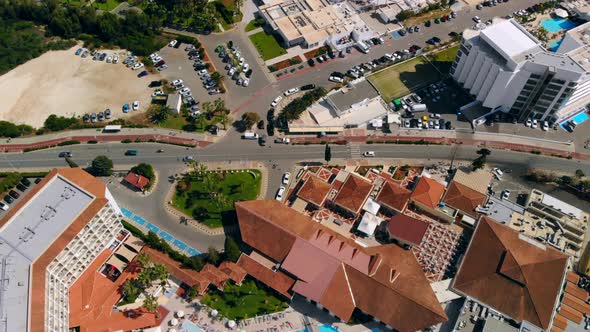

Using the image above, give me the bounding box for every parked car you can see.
[0,201,8,211]
[8,190,20,199]
[501,189,511,200]
[98,112,104,121]
[75,48,83,55]
[91,113,97,122]
[105,109,112,119]
[132,101,139,111]
[271,96,283,108]
[282,172,291,185]
[122,104,130,113]
[284,88,300,96]
[275,186,286,201]
[4,195,13,204]
[157,64,168,71]
[83,114,90,123]
[132,63,144,70]
[301,84,316,91]
[169,40,178,47]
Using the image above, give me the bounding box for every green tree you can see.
[472,156,486,171]
[44,114,77,131]
[224,237,241,262]
[186,287,199,301]
[219,113,231,130]
[89,155,113,176]
[136,252,151,269]
[152,264,170,285]
[241,112,260,129]
[130,163,155,180]
[149,105,171,124]
[576,169,585,178]
[324,144,331,162]
[206,247,221,265]
[142,293,158,313]
[476,148,491,156]
[122,279,141,300]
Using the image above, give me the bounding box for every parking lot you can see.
[0,176,42,216]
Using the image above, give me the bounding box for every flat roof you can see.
[327,80,379,113]
[0,175,94,332]
[480,20,539,60]
[541,193,583,220]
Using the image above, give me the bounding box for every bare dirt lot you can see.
[0,45,158,127]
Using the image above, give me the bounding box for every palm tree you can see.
[219,113,231,130]
[136,252,151,269]
[143,293,158,313]
[213,98,225,113]
[152,264,170,286]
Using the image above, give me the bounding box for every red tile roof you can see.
[236,200,447,331]
[297,173,332,206]
[387,215,429,247]
[236,254,296,298]
[201,264,229,289]
[124,172,150,190]
[443,182,487,217]
[333,174,373,214]
[452,217,568,329]
[410,177,445,210]
[143,247,209,292]
[376,181,412,212]
[218,261,247,285]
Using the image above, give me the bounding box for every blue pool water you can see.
[187,247,201,256]
[182,320,205,332]
[541,18,578,33]
[548,39,563,52]
[319,325,340,332]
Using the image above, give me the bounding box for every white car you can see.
[243,63,250,71]
[168,40,178,47]
[180,88,191,95]
[0,201,8,211]
[282,172,291,185]
[157,64,168,71]
[172,79,183,86]
[473,16,481,23]
[132,63,144,70]
[532,119,538,129]
[434,121,440,129]
[404,120,411,128]
[501,189,511,200]
[542,121,549,131]
[329,75,344,83]
[112,56,119,63]
[198,69,208,76]
[132,101,139,111]
[275,186,286,201]
[242,78,250,87]
[284,88,300,96]
[106,56,113,63]
[525,119,532,127]
[271,96,283,108]
[175,84,185,90]
[363,151,375,157]
[492,167,503,179]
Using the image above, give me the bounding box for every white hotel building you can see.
[451,19,590,124]
[0,168,123,332]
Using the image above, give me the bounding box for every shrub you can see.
[0,121,34,138]
[121,138,132,143]
[0,173,23,193]
[279,87,327,122]
[44,114,78,132]
[57,140,80,146]
[134,138,143,143]
[87,140,98,144]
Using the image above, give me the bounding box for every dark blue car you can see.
[75,48,83,55]
[137,70,148,78]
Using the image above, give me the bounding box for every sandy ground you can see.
[0,45,158,127]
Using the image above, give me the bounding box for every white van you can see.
[242,132,259,140]
[357,41,370,54]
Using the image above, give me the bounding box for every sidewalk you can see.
[0,127,218,152]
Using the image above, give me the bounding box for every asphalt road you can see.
[5,142,590,173]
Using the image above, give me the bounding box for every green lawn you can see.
[427,45,459,74]
[92,0,122,11]
[248,31,286,61]
[368,57,441,102]
[202,280,289,320]
[245,19,263,32]
[157,113,222,133]
[172,170,261,228]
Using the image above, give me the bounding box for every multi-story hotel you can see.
[0,168,123,332]
[451,19,590,124]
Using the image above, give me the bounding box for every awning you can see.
[124,234,144,253]
[106,255,127,273]
[116,245,138,263]
[555,8,568,18]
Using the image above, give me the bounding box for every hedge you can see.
[57,140,81,146]
[0,171,49,178]
[0,173,23,193]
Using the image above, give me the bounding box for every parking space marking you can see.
[159,231,173,242]
[121,207,133,218]
[187,247,201,257]
[147,223,160,233]
[173,239,188,250]
[132,215,146,225]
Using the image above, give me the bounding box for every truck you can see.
[411,103,428,112]
[242,132,259,140]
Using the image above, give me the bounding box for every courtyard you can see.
[172,169,261,228]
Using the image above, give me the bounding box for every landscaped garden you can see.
[248,31,287,61]
[172,169,261,228]
[201,279,289,320]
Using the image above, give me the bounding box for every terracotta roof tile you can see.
[143,247,209,291]
[201,264,228,289]
[236,200,447,331]
[219,261,247,285]
[236,254,295,298]
[566,282,589,301]
[567,271,580,284]
[560,304,583,324]
[297,174,332,206]
[562,293,590,316]
[443,182,487,217]
[333,174,373,214]
[410,177,445,210]
[452,218,568,329]
[554,315,568,330]
[387,215,429,247]
[124,172,150,190]
[376,181,412,212]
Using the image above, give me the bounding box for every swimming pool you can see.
[298,324,340,332]
[541,18,578,33]
[548,39,563,52]
[182,320,205,332]
[560,111,589,130]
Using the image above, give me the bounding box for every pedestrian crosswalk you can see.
[348,142,361,159]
